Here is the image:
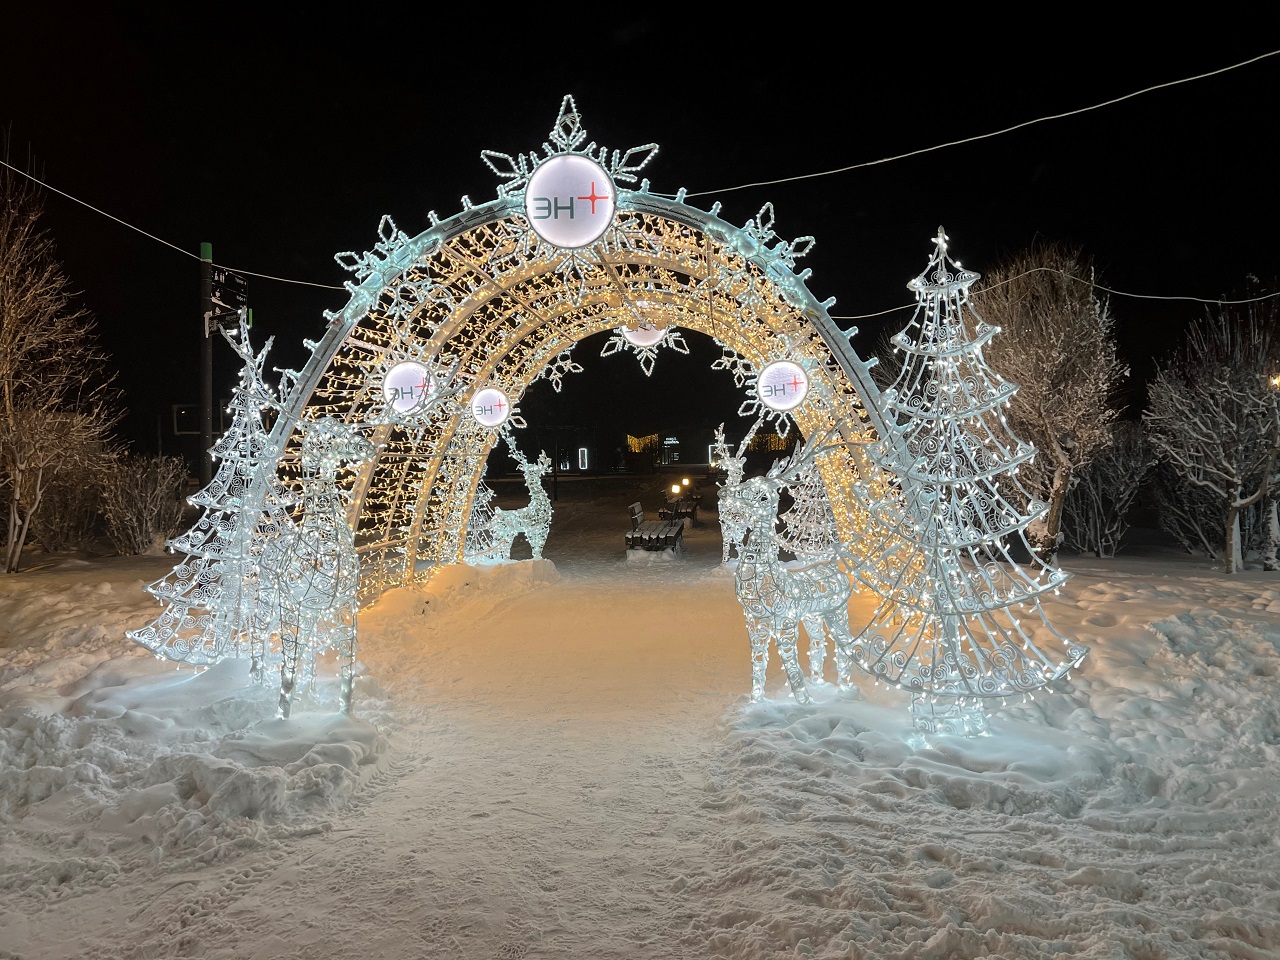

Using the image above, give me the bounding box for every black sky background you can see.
[3,9,1278,460]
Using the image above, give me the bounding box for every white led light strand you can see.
[852,228,1089,736]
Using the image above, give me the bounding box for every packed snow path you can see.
[4,477,1280,958]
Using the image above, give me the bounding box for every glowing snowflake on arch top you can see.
[479,93,660,306]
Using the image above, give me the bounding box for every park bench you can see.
[658,497,699,525]
[625,501,684,551]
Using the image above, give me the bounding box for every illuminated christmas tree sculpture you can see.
[128,314,296,673]
[463,467,498,563]
[855,228,1089,736]
[778,460,839,563]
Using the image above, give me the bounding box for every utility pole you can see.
[199,242,214,486]
[198,247,248,486]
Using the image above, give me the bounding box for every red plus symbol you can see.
[577,181,608,214]
[416,375,427,395]
[494,398,507,414]
[787,373,806,393]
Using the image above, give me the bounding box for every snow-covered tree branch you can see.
[1061,420,1153,557]
[1143,292,1280,574]
[0,163,119,571]
[969,242,1128,562]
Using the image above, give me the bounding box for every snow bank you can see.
[3,518,1280,958]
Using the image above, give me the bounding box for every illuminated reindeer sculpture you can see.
[725,432,858,705]
[480,446,553,561]
[712,419,762,564]
[263,417,375,719]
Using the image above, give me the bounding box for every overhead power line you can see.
[0,159,345,292]
[834,268,1280,323]
[3,47,1277,307]
[679,50,1280,199]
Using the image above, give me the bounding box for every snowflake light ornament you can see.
[737,203,817,285]
[599,322,690,377]
[374,349,462,428]
[534,347,584,393]
[711,346,757,389]
[333,215,414,284]
[479,95,660,309]
[466,380,526,434]
[480,94,658,198]
[737,356,823,438]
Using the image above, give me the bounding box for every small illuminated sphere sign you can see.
[524,154,615,249]
[383,361,436,415]
[621,323,667,347]
[757,360,810,412]
[470,387,512,428]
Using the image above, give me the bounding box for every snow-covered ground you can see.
[3,472,1280,959]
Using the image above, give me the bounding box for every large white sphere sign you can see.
[524,155,615,248]
[621,323,667,347]
[383,361,434,415]
[757,360,810,411]
[471,387,512,428]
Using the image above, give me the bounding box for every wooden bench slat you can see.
[625,506,684,550]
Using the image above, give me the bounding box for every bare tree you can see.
[969,242,1128,562]
[1149,462,1224,559]
[1143,295,1280,574]
[0,161,119,572]
[1242,497,1279,571]
[1061,420,1153,557]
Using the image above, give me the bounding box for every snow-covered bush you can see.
[101,454,190,555]
[1061,420,1153,557]
[29,463,105,552]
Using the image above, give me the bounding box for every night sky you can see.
[4,11,1278,459]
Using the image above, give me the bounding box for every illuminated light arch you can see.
[130,97,1083,737]
[265,98,902,602]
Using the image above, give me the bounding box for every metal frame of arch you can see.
[133,97,1088,736]
[261,101,901,602]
